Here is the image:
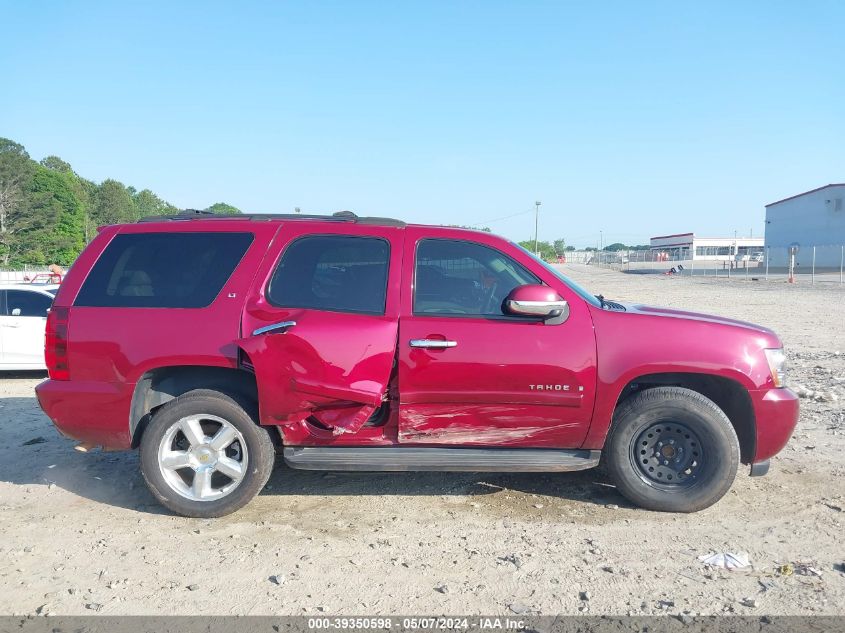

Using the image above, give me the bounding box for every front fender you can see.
[581,308,775,449]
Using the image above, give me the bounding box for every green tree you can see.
[518,239,557,260]
[0,137,249,264]
[134,188,177,217]
[40,155,100,243]
[12,167,85,265]
[603,242,627,252]
[553,238,567,254]
[205,202,241,215]
[0,138,36,265]
[40,155,73,173]
[94,179,135,225]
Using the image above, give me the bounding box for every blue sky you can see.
[2,1,843,247]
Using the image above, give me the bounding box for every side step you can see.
[283,446,601,472]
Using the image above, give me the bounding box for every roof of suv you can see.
[137,209,406,227]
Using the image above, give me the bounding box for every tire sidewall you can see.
[139,391,274,518]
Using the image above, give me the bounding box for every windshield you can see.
[514,244,602,308]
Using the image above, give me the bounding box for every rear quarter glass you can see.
[74,232,254,308]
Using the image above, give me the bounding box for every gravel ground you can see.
[0,265,843,617]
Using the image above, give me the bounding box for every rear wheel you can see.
[604,386,739,512]
[139,389,275,518]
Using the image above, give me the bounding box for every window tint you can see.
[5,290,53,317]
[75,232,253,308]
[414,239,540,316]
[267,235,389,314]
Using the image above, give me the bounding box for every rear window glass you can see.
[267,235,389,314]
[75,232,253,308]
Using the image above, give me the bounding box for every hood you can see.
[623,303,777,337]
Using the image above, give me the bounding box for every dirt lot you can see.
[1,265,843,617]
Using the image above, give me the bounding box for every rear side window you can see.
[75,232,253,308]
[267,235,389,314]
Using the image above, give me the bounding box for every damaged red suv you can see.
[36,211,798,517]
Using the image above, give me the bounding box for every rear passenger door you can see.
[238,224,403,436]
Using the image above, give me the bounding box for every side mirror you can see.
[11,308,21,317]
[504,284,568,322]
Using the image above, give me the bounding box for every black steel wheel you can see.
[630,421,704,489]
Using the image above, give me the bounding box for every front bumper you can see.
[749,460,770,476]
[749,387,799,463]
[35,379,134,449]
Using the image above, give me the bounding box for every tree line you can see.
[516,239,651,260]
[0,137,241,267]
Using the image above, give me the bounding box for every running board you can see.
[283,446,601,472]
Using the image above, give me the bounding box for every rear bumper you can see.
[749,387,799,463]
[35,379,134,449]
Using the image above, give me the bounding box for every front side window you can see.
[414,239,539,316]
[75,232,254,308]
[5,290,53,317]
[267,235,390,315]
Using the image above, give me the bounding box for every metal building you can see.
[765,184,845,268]
[650,233,763,261]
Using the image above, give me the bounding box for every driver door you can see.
[397,229,597,447]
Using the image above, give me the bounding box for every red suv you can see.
[36,211,798,517]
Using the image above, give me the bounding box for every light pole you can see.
[534,201,541,254]
[600,230,603,251]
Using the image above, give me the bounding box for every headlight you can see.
[764,348,787,388]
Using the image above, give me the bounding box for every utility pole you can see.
[600,230,603,251]
[534,201,541,254]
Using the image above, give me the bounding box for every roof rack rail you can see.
[137,210,405,227]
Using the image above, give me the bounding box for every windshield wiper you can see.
[595,294,608,308]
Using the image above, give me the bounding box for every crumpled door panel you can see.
[237,314,397,435]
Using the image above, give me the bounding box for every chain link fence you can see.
[582,245,845,285]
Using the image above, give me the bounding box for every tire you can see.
[139,389,275,518]
[604,386,739,513]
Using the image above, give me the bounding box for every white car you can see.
[0,284,58,370]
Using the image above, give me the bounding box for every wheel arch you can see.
[130,365,259,448]
[612,372,756,464]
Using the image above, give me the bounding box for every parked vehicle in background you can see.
[751,251,765,262]
[0,284,58,370]
[36,211,798,518]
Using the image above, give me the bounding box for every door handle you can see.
[409,339,457,349]
[253,321,296,336]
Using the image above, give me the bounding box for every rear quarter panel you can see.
[57,222,279,383]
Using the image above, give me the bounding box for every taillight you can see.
[45,306,70,380]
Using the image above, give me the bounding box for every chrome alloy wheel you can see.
[157,414,249,502]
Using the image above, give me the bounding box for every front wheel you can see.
[604,386,740,512]
[139,389,275,518]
